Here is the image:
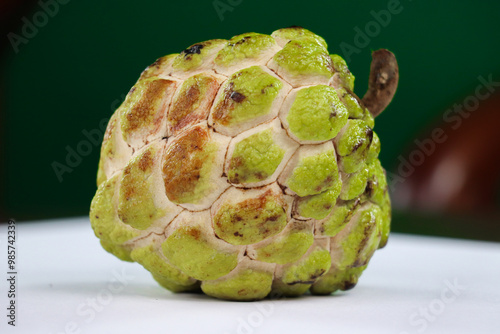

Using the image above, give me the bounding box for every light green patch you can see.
[272,27,327,49]
[287,149,339,197]
[215,33,275,66]
[319,199,359,237]
[228,129,285,184]
[211,66,282,127]
[310,266,366,295]
[273,39,333,78]
[90,174,140,247]
[281,249,331,285]
[378,193,392,248]
[366,160,388,206]
[253,224,314,264]
[213,193,287,245]
[338,205,381,269]
[130,244,196,290]
[337,88,364,119]
[201,268,273,301]
[287,85,348,141]
[367,132,381,163]
[336,120,372,173]
[172,39,226,71]
[140,54,177,80]
[363,110,375,129]
[118,146,165,230]
[162,225,238,281]
[295,181,341,220]
[100,240,132,262]
[336,88,374,128]
[340,165,370,201]
[331,54,355,90]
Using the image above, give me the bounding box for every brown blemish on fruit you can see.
[169,75,221,135]
[343,280,357,290]
[186,227,201,240]
[162,125,210,203]
[211,83,241,126]
[182,44,204,57]
[230,91,246,102]
[137,149,154,172]
[124,79,175,137]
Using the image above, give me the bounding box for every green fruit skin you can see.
[227,129,285,184]
[287,149,340,197]
[161,225,239,281]
[287,85,348,141]
[211,66,283,128]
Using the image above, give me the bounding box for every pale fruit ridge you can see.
[90,26,391,301]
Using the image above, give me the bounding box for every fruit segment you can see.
[225,119,299,187]
[209,65,289,136]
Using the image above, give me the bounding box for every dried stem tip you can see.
[362,49,399,117]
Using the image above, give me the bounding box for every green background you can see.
[2,1,500,230]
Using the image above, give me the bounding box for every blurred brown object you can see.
[393,91,500,216]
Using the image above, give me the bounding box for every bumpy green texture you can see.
[131,243,198,292]
[337,204,382,270]
[272,27,328,49]
[201,266,273,301]
[337,87,374,128]
[211,66,282,128]
[118,145,165,230]
[311,266,366,295]
[340,166,370,201]
[287,85,348,141]
[336,119,373,173]
[273,38,333,78]
[90,27,393,301]
[215,33,276,67]
[281,248,332,285]
[90,174,139,258]
[252,221,314,264]
[227,129,285,184]
[286,149,339,197]
[367,132,381,162]
[317,200,360,237]
[295,182,341,220]
[331,54,355,90]
[213,191,287,245]
[162,225,239,281]
[172,39,226,72]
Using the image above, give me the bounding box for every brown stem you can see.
[362,49,399,117]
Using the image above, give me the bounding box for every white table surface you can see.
[0,217,499,334]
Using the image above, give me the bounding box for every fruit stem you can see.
[362,49,399,117]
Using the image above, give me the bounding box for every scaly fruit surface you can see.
[90,27,398,300]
